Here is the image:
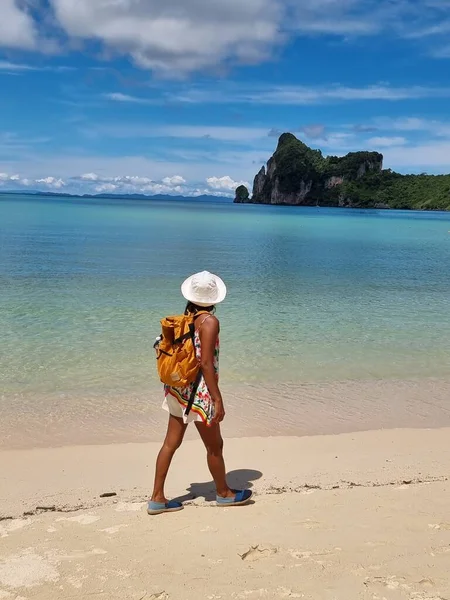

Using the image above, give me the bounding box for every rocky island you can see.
[235,133,450,210]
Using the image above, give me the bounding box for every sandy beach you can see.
[1,428,449,599]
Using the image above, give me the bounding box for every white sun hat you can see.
[181,271,227,307]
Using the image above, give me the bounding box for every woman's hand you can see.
[212,399,225,424]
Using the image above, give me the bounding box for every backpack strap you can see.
[193,310,211,319]
[173,330,193,345]
[172,311,210,345]
[185,368,203,417]
[195,313,213,333]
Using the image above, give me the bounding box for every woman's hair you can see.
[184,302,216,315]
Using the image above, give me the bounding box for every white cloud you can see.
[141,183,184,195]
[170,84,450,105]
[68,171,248,196]
[2,151,258,185]
[105,93,155,104]
[0,0,37,50]
[0,61,73,73]
[433,44,450,58]
[166,126,268,142]
[383,142,450,170]
[71,172,191,196]
[91,123,273,142]
[45,1,450,74]
[376,117,450,138]
[51,0,283,74]
[0,60,35,71]
[162,175,186,186]
[95,183,117,193]
[0,172,62,189]
[367,136,407,147]
[35,176,66,189]
[403,20,450,39]
[112,175,154,186]
[290,0,380,36]
[1,166,224,196]
[206,175,249,191]
[0,0,449,76]
[301,124,327,139]
[0,172,22,184]
[382,117,429,131]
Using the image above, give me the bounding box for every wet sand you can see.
[2,377,450,450]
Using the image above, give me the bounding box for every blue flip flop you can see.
[147,500,184,515]
[216,489,253,507]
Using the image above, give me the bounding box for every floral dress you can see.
[162,326,219,426]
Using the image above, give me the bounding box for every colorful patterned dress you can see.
[162,327,219,426]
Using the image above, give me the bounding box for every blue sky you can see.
[1,0,450,197]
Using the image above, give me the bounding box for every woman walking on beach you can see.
[148,271,253,515]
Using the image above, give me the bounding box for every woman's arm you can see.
[198,316,225,423]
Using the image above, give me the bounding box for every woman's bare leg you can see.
[151,415,188,503]
[195,422,234,498]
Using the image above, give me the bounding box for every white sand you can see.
[1,429,449,599]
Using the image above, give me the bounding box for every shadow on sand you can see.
[173,469,263,503]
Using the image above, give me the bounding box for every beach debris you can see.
[23,504,84,517]
[100,492,117,498]
[239,545,278,561]
[148,592,169,600]
[418,578,435,588]
[278,588,304,598]
[23,506,56,516]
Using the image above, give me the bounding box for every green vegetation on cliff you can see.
[274,133,383,190]
[235,133,450,210]
[329,170,450,211]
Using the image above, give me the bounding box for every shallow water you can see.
[1,194,450,448]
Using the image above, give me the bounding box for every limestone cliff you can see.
[234,133,383,207]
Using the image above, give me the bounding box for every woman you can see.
[148,271,252,515]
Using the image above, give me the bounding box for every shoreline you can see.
[1,427,449,519]
[3,377,450,451]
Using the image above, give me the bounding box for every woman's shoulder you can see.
[198,313,219,331]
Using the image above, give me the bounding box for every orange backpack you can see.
[154,311,209,389]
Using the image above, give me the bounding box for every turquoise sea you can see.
[2,194,450,448]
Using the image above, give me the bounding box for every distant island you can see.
[0,191,231,203]
[234,133,450,211]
